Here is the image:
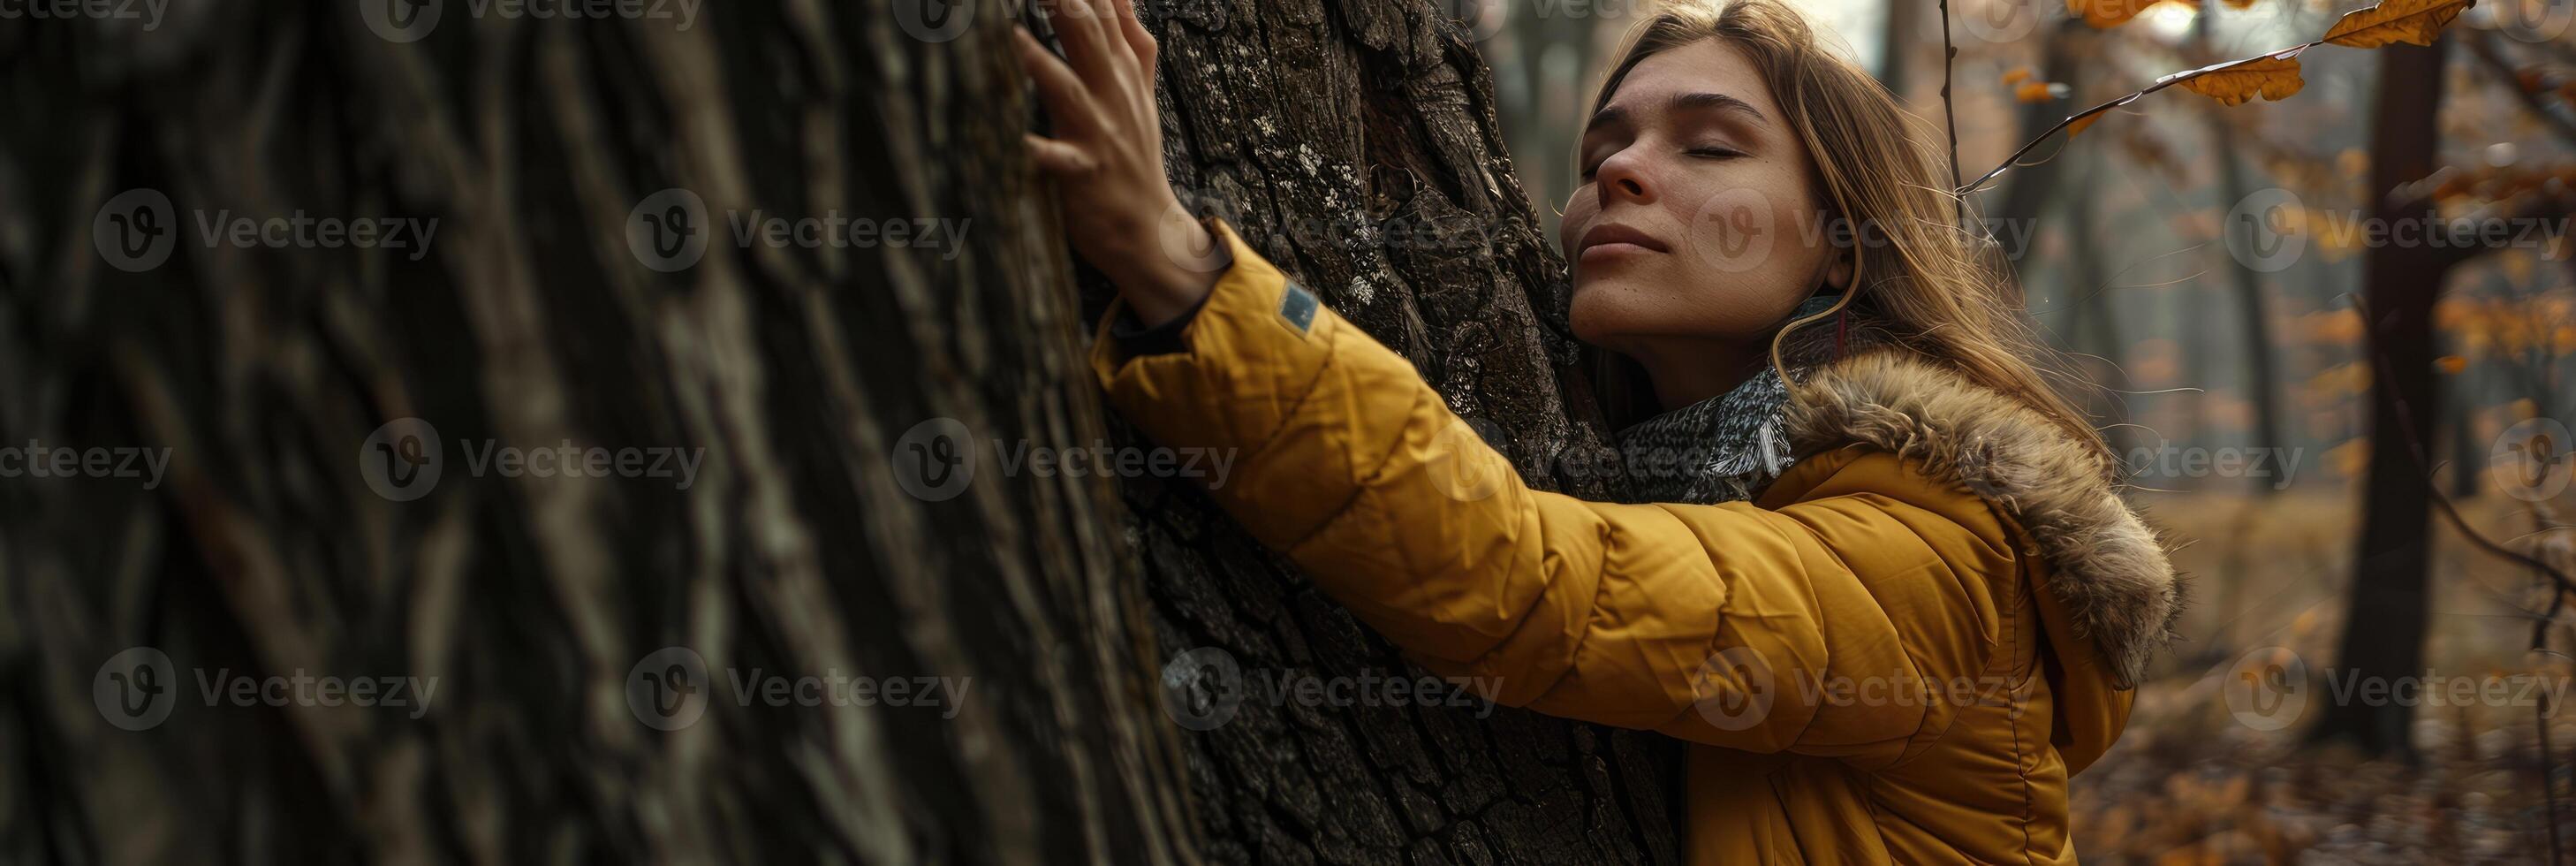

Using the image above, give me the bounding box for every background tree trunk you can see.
[3,0,1680,862]
[1114,1,1684,862]
[2,3,1197,862]
[2310,36,2452,757]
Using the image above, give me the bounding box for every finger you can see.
[1018,27,1102,134]
[1023,133,1094,176]
[1043,0,1122,87]
[1111,0,1157,73]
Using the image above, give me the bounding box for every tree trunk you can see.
[4,0,1682,863]
[1120,1,1683,862]
[2310,36,2453,757]
[3,3,1196,863]
[2195,10,2284,496]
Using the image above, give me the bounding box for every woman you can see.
[1019,0,2186,862]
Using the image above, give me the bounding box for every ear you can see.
[1823,255,1853,291]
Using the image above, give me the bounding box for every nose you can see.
[1594,148,1655,209]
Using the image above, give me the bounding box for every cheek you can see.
[1557,197,1595,256]
[1676,179,1829,292]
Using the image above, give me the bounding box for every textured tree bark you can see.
[2,3,1195,863]
[3,0,1680,862]
[1107,1,1686,862]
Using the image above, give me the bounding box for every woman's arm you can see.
[1090,221,2022,763]
[1025,0,2018,763]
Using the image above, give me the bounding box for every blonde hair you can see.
[1579,0,2115,475]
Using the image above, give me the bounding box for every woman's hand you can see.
[1019,0,1219,327]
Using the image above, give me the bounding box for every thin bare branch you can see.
[1941,0,1964,223]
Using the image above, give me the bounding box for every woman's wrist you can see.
[1112,207,1226,328]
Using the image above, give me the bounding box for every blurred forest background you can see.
[1466,0,2576,860]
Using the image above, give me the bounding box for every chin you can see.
[1566,281,1633,348]
[1570,277,1789,352]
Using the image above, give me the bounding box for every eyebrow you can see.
[1584,91,1769,136]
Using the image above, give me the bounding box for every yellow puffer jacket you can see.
[1092,221,2186,864]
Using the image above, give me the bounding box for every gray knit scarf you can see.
[1615,294,1844,505]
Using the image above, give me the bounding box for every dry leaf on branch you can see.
[2322,0,2476,49]
[2176,50,2308,106]
[2070,0,2160,28]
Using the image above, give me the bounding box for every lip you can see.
[1575,223,1670,262]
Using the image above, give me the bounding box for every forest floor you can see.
[2072,490,2576,864]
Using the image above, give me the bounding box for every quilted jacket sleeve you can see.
[1091,219,2022,762]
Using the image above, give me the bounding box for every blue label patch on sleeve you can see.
[1278,280,1318,334]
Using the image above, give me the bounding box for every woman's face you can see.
[1557,38,1845,357]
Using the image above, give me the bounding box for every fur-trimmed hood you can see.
[1779,346,2186,690]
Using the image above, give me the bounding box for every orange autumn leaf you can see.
[2070,0,2159,27]
[2014,80,2057,103]
[2003,66,2034,85]
[2322,0,2474,49]
[2067,112,2103,137]
[2435,355,2468,374]
[2178,51,2307,106]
